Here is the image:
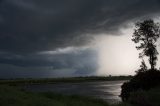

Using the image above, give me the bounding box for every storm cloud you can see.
[0,0,160,53]
[0,47,98,78]
[0,0,160,78]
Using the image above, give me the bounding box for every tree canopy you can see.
[132,19,160,69]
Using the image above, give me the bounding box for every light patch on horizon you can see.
[94,26,141,75]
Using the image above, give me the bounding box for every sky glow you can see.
[0,0,160,78]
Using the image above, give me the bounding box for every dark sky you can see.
[0,0,160,78]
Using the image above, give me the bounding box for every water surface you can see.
[24,80,126,103]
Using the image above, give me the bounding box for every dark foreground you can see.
[1,85,160,106]
[0,85,130,106]
[0,76,160,106]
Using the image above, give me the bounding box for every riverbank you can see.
[0,76,132,85]
[3,83,160,106]
[0,85,130,106]
[23,80,124,103]
[1,85,159,106]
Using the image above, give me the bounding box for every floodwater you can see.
[24,80,126,103]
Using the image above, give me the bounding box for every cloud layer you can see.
[0,47,98,78]
[0,0,160,53]
[0,0,160,78]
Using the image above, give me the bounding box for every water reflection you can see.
[24,80,126,103]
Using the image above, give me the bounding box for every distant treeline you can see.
[0,76,132,85]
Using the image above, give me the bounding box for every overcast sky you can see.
[0,0,160,78]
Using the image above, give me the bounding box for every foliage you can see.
[129,87,160,106]
[120,69,160,101]
[135,59,147,74]
[132,19,160,69]
[121,19,160,102]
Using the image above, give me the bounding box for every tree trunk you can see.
[150,54,154,70]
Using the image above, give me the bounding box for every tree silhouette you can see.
[135,59,147,74]
[132,19,160,70]
[121,19,160,102]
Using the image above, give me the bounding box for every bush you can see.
[129,90,151,106]
[128,87,160,106]
[120,69,160,101]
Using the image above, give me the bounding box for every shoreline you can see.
[0,85,129,106]
[0,76,131,85]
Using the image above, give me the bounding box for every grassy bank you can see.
[0,85,140,106]
[1,78,159,106]
[0,76,131,85]
[0,77,132,106]
[0,85,110,106]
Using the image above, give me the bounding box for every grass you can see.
[0,76,132,106]
[0,77,159,106]
[0,85,133,106]
[1,78,160,106]
[111,103,131,106]
[0,85,110,106]
[0,76,133,106]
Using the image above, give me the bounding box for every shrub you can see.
[120,69,160,101]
